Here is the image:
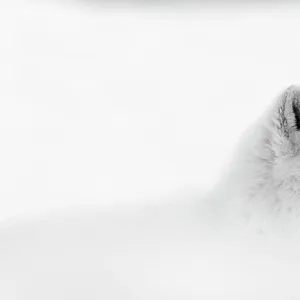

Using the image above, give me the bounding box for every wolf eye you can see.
[292,101,300,131]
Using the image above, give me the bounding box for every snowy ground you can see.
[1,1,300,299]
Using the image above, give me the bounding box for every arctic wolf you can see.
[211,85,300,219]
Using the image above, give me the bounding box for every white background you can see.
[0,0,299,219]
[2,2,300,299]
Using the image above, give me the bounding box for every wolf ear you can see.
[271,85,300,155]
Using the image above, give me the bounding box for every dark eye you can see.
[292,101,300,131]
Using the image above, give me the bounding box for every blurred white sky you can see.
[0,1,300,220]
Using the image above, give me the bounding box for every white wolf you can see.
[209,85,300,223]
[1,86,300,299]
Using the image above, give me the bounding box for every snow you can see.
[1,1,300,299]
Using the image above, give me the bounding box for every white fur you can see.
[209,85,300,229]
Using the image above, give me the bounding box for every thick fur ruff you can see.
[211,85,300,221]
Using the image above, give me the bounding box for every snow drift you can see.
[2,87,300,299]
[1,2,300,299]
